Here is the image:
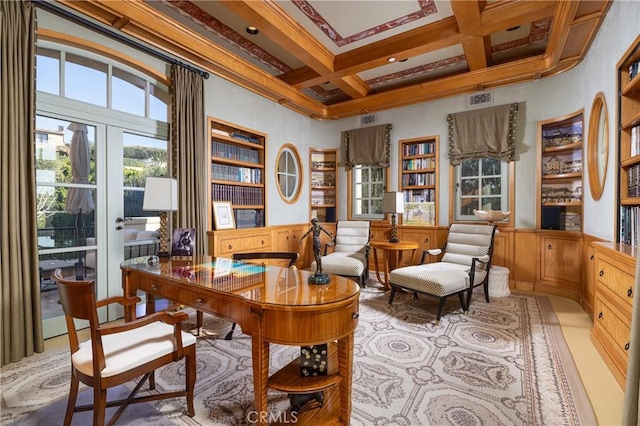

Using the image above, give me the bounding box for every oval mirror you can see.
[275,143,302,203]
[587,92,609,200]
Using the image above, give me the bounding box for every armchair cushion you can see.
[389,262,488,296]
[317,251,368,278]
[73,321,196,378]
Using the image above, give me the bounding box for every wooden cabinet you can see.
[208,228,272,257]
[309,148,337,223]
[537,231,582,300]
[398,136,438,226]
[397,227,436,265]
[591,242,636,388]
[584,242,597,319]
[537,111,583,231]
[208,117,266,229]
[275,224,310,268]
[617,35,640,245]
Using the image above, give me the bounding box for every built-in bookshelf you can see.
[617,35,640,246]
[398,136,438,226]
[309,148,337,223]
[536,111,583,231]
[208,117,266,229]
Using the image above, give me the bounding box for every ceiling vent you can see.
[360,113,377,127]
[468,91,494,107]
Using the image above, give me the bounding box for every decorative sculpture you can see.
[300,218,333,284]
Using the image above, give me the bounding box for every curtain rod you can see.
[33,0,210,79]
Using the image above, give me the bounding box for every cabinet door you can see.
[398,228,434,265]
[540,235,581,285]
[275,229,292,253]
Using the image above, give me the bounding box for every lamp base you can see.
[388,238,399,243]
[157,251,171,258]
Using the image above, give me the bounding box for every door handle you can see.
[115,217,133,223]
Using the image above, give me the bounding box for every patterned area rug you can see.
[1,281,595,425]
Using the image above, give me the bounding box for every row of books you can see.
[235,209,264,229]
[619,206,640,246]
[211,184,263,206]
[211,129,262,145]
[402,142,435,156]
[212,141,260,164]
[627,164,640,198]
[212,164,262,184]
[402,157,435,171]
[402,172,436,186]
[629,126,640,157]
[403,188,436,202]
[630,59,640,81]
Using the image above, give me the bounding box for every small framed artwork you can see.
[171,228,196,257]
[213,201,236,230]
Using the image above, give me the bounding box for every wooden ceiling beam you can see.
[217,0,334,75]
[481,1,557,34]
[333,75,370,99]
[280,17,463,89]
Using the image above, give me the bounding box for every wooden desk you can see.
[370,240,419,290]
[121,256,360,425]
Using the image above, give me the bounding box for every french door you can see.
[36,98,168,338]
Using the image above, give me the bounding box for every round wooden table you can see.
[370,240,420,290]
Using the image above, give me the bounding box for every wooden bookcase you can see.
[536,110,584,231]
[617,35,640,246]
[398,136,438,226]
[309,148,338,223]
[208,117,266,229]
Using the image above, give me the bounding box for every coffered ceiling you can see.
[56,0,611,120]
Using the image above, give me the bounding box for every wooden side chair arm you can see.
[95,295,141,309]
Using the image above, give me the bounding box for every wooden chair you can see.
[388,224,497,325]
[53,269,196,426]
[206,252,300,340]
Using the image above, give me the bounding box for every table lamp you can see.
[382,192,404,243]
[143,176,178,257]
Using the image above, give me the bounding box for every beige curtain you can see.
[623,249,640,425]
[343,123,392,170]
[447,103,519,165]
[1,1,44,365]
[170,64,208,255]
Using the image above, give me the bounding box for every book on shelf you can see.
[630,59,640,81]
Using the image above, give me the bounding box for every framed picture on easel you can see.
[171,228,195,257]
[213,201,236,230]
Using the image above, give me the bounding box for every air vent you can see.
[468,91,493,106]
[360,114,377,126]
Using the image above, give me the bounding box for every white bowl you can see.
[473,209,511,222]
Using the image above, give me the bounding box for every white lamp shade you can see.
[143,177,178,211]
[382,192,404,214]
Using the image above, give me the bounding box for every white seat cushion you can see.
[72,321,196,378]
[389,262,487,296]
[312,251,367,277]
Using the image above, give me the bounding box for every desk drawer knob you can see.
[598,311,603,319]
[599,270,604,277]
[590,254,594,260]
[151,284,158,290]
[196,298,204,305]
[228,244,232,249]
[547,244,552,250]
[625,342,630,351]
[352,312,359,319]
[628,288,633,298]
[261,240,265,245]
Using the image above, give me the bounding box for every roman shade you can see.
[447,103,519,165]
[343,124,392,170]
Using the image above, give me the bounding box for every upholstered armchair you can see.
[388,223,497,324]
[312,220,371,287]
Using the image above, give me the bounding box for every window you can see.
[454,158,509,221]
[351,164,386,219]
[36,46,169,121]
[275,144,301,203]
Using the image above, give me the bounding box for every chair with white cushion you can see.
[312,220,371,287]
[53,269,196,425]
[388,223,497,324]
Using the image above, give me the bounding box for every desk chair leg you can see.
[196,311,203,336]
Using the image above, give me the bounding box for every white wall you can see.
[39,0,640,237]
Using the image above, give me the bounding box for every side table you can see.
[370,240,420,290]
